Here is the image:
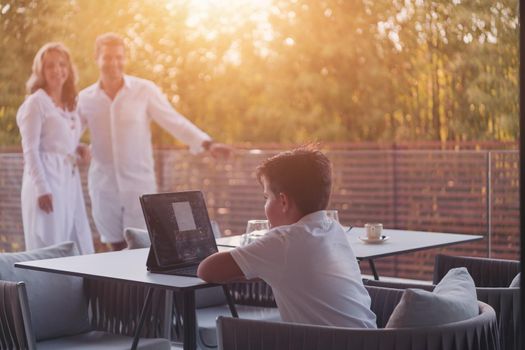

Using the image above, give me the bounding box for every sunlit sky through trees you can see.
[0,0,519,146]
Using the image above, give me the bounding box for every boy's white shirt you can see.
[230,210,377,328]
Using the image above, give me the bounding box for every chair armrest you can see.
[476,287,521,350]
[0,280,35,349]
[216,302,499,350]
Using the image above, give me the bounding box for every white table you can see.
[15,247,229,350]
[216,227,483,280]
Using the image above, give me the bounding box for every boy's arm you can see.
[197,252,246,283]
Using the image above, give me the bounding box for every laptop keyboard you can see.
[164,264,199,277]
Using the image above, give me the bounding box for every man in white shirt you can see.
[78,33,232,250]
[198,147,377,328]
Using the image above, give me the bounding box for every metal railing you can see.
[0,148,519,280]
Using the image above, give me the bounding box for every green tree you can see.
[0,0,75,146]
[0,0,519,147]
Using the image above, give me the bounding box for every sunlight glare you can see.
[166,0,274,33]
[164,0,275,63]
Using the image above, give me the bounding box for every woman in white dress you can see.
[17,42,95,254]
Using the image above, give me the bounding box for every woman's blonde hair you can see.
[26,42,78,111]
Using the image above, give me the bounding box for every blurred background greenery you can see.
[0,0,518,147]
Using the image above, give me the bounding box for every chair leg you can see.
[369,260,380,280]
[223,285,239,318]
[162,290,173,339]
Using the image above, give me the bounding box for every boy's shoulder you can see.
[269,217,336,239]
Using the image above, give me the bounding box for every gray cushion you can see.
[36,330,171,350]
[0,242,91,340]
[386,267,478,328]
[124,227,151,249]
[509,272,520,287]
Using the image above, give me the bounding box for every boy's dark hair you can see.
[256,146,332,215]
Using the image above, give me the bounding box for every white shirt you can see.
[78,75,211,196]
[230,211,377,328]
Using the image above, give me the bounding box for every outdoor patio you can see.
[0,1,521,347]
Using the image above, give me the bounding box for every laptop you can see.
[139,191,219,277]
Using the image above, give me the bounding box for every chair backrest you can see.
[228,280,277,308]
[85,279,169,338]
[365,285,405,328]
[433,254,520,287]
[0,280,35,350]
[0,242,92,341]
[216,301,499,350]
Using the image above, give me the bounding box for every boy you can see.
[197,147,376,328]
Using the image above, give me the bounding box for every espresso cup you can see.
[365,223,383,240]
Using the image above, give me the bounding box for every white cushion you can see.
[509,272,520,287]
[124,227,151,249]
[386,267,478,328]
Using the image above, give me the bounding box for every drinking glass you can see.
[325,210,339,222]
[245,219,270,236]
[241,219,269,246]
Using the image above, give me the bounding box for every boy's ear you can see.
[278,192,292,212]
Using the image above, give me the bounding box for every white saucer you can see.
[358,235,390,244]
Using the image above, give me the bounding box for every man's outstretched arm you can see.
[197,251,246,283]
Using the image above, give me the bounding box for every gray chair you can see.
[364,255,521,350]
[216,286,500,350]
[0,280,31,349]
[365,279,518,350]
[0,242,170,350]
[124,227,280,349]
[432,254,521,350]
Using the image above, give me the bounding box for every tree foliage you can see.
[0,0,518,147]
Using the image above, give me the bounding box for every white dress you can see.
[17,89,94,254]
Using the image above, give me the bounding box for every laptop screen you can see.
[140,191,218,267]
